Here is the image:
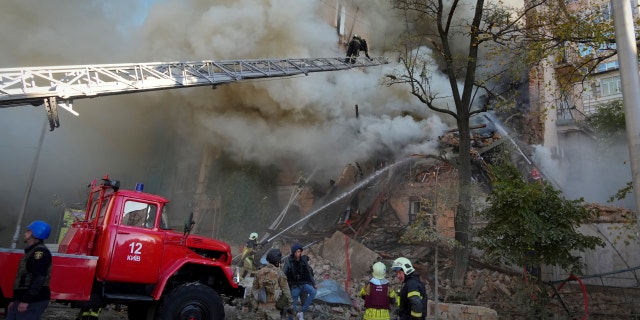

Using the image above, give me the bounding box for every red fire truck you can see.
[0,176,244,319]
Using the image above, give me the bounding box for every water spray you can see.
[483,113,562,190]
[264,157,414,244]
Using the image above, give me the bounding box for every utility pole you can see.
[611,1,640,224]
[433,168,440,320]
[11,118,47,248]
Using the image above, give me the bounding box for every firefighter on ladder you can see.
[345,34,371,64]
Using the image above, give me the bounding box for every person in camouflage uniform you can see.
[252,248,293,320]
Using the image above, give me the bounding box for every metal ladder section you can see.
[0,56,389,109]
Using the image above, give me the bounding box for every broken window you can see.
[409,199,434,227]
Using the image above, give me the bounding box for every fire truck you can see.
[2,176,242,319]
[0,56,388,319]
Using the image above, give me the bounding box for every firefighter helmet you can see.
[27,220,51,240]
[266,249,283,265]
[391,257,415,275]
[372,261,387,279]
[249,232,259,241]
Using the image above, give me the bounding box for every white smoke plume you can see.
[133,0,448,174]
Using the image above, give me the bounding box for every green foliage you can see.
[400,197,440,244]
[476,163,605,274]
[587,100,626,140]
[608,181,633,204]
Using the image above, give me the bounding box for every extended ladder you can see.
[0,56,388,130]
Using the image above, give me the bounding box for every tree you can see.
[384,0,616,286]
[476,162,605,274]
[385,0,533,286]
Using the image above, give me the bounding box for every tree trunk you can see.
[452,118,473,286]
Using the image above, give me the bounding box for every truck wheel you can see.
[157,283,224,320]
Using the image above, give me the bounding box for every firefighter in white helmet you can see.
[391,257,427,320]
[358,261,397,319]
[241,232,260,278]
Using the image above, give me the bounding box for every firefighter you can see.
[251,248,293,320]
[359,261,397,320]
[391,257,427,320]
[345,34,371,64]
[241,232,260,278]
[6,220,53,320]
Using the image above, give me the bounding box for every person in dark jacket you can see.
[390,257,427,320]
[345,34,371,64]
[282,243,316,320]
[6,220,53,320]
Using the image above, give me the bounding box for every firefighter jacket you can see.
[242,239,258,271]
[346,37,370,58]
[396,273,427,320]
[252,263,293,310]
[282,255,315,288]
[359,278,397,320]
[13,241,52,303]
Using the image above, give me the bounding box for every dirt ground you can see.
[38,302,243,320]
[40,302,127,320]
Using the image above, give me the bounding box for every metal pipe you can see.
[611,0,640,220]
[434,167,440,320]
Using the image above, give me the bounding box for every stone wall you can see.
[427,301,497,320]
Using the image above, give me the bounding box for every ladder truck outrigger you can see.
[0,56,387,320]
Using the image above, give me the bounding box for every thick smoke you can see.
[534,138,636,211]
[133,0,448,174]
[0,0,448,245]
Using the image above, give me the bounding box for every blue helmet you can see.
[27,220,51,240]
